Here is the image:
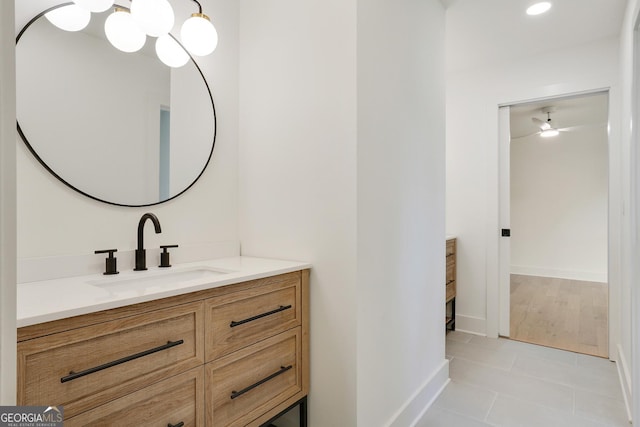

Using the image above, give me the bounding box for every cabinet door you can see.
[206,328,303,427]
[65,366,204,427]
[446,239,456,302]
[206,272,301,362]
[18,301,204,418]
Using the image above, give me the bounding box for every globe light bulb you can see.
[180,13,218,56]
[45,4,91,32]
[105,8,146,53]
[155,35,189,68]
[73,0,114,13]
[131,0,175,37]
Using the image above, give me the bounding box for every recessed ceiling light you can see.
[526,2,552,16]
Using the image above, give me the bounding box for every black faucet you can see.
[134,213,162,271]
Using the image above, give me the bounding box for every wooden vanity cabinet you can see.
[446,238,456,331]
[17,269,310,426]
[64,366,205,427]
[17,301,205,419]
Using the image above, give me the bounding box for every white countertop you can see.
[17,256,311,328]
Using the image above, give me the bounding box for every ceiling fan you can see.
[531,107,560,138]
[511,106,592,141]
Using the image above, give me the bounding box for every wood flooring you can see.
[509,274,608,358]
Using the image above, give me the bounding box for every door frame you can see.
[494,89,613,347]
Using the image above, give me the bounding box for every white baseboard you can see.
[510,265,607,283]
[454,314,487,336]
[385,359,450,427]
[616,344,633,423]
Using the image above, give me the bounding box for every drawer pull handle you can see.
[168,423,184,427]
[230,305,292,328]
[230,365,293,400]
[61,340,184,383]
[446,280,455,285]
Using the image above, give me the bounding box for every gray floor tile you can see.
[507,339,578,366]
[512,354,623,400]
[446,330,474,343]
[575,389,630,426]
[433,380,496,420]
[415,407,494,427]
[576,353,618,372]
[417,332,628,427]
[487,395,610,427]
[450,357,574,412]
[446,339,517,370]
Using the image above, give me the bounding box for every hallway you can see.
[417,332,627,426]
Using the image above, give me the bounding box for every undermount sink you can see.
[87,267,230,292]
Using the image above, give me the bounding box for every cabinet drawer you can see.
[206,328,303,427]
[206,272,301,361]
[446,258,455,282]
[17,301,204,418]
[446,239,456,257]
[446,281,456,302]
[65,366,204,427]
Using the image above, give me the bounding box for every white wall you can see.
[15,0,239,265]
[510,124,609,282]
[238,0,447,425]
[446,35,620,338]
[0,0,17,405]
[356,0,446,425]
[238,1,358,424]
[617,0,639,419]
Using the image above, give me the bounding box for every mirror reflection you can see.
[16,6,216,206]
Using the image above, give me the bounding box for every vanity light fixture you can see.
[49,0,219,68]
[130,0,175,37]
[45,4,91,32]
[526,2,552,16]
[156,34,190,67]
[104,7,147,53]
[180,3,218,56]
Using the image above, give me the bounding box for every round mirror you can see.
[16,4,216,207]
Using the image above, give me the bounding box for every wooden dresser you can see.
[446,238,456,331]
[17,270,310,426]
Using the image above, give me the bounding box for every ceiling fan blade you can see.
[511,131,540,141]
[531,117,551,130]
[558,123,607,133]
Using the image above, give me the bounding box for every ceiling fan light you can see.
[105,8,146,53]
[156,34,189,68]
[181,13,218,56]
[131,0,175,37]
[526,2,552,16]
[45,4,91,32]
[540,128,559,138]
[73,0,114,13]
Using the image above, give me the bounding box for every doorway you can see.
[500,92,609,357]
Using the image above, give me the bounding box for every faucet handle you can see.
[95,249,119,275]
[159,245,179,268]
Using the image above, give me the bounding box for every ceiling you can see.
[446,0,627,73]
[509,92,608,140]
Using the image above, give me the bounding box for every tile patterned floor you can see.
[416,332,630,427]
